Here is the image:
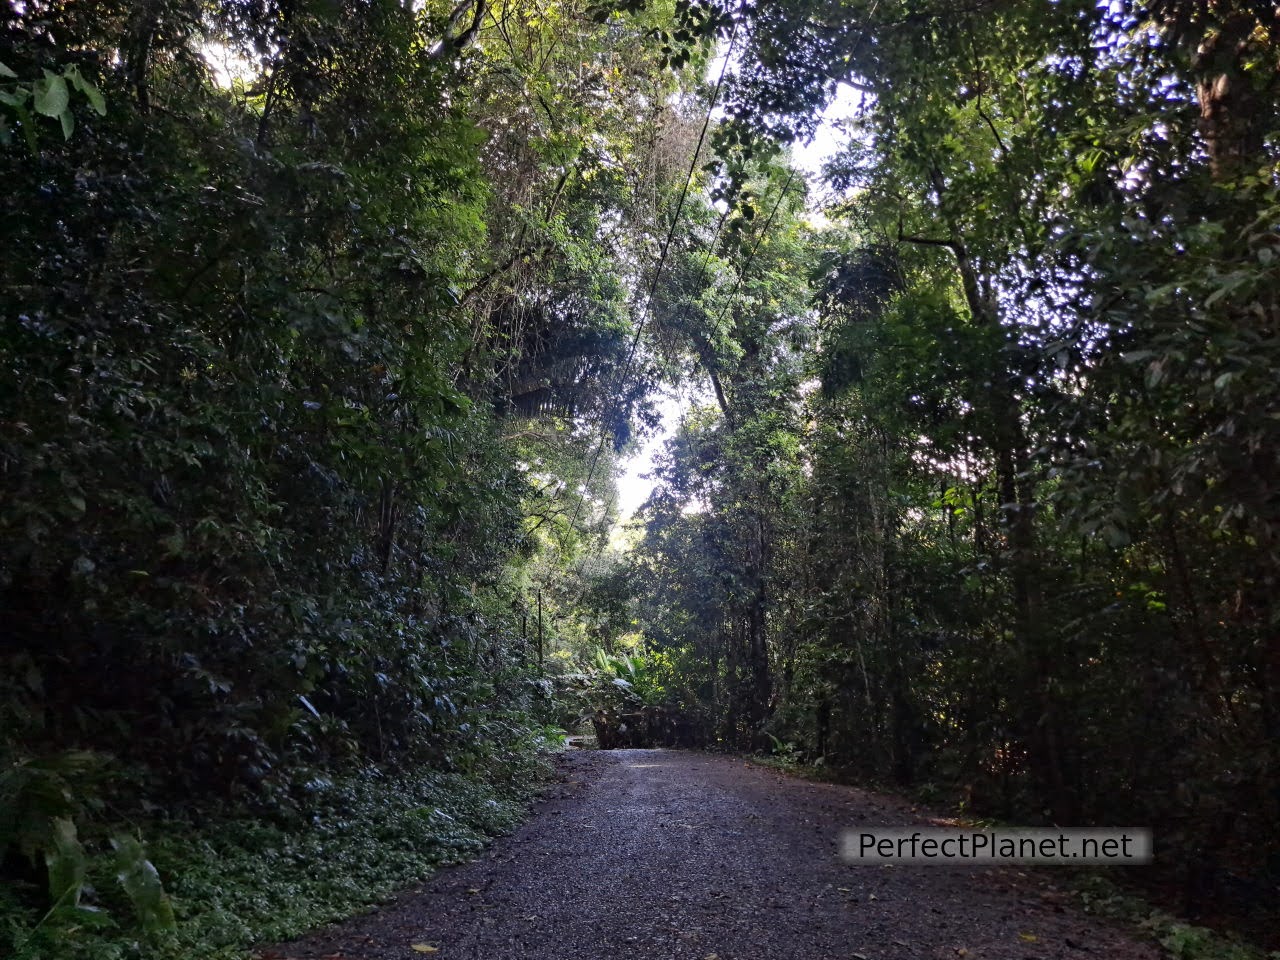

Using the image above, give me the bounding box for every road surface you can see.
[271,749,1157,960]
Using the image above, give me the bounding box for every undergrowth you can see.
[747,752,1277,960]
[1070,875,1279,960]
[1,741,558,960]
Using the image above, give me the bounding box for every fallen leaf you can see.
[1018,933,1039,943]
[466,888,480,895]
[410,945,439,954]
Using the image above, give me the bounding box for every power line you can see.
[565,40,802,591]
[704,168,800,348]
[566,23,740,539]
[562,7,881,614]
[573,172,803,590]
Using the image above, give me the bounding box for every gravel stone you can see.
[266,749,1159,960]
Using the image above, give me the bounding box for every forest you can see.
[2,0,1277,957]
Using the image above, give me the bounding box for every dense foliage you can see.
[620,0,1280,941]
[1,0,710,953]
[5,0,1279,954]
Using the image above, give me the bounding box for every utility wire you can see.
[574,172,803,589]
[561,7,880,622]
[566,36,801,591]
[566,23,740,543]
[704,168,799,349]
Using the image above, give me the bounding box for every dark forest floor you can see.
[263,748,1160,960]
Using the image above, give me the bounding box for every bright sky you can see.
[612,388,692,520]
[612,83,865,523]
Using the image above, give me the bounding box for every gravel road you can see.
[268,748,1159,960]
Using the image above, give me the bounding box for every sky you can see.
[612,383,706,520]
[611,84,864,522]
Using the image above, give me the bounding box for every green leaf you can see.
[45,818,87,907]
[18,104,38,151]
[0,60,18,78]
[60,107,74,140]
[33,70,69,118]
[71,69,107,116]
[112,835,177,936]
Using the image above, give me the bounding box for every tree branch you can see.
[429,0,489,61]
[897,222,963,257]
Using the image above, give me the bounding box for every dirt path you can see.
[269,749,1158,960]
